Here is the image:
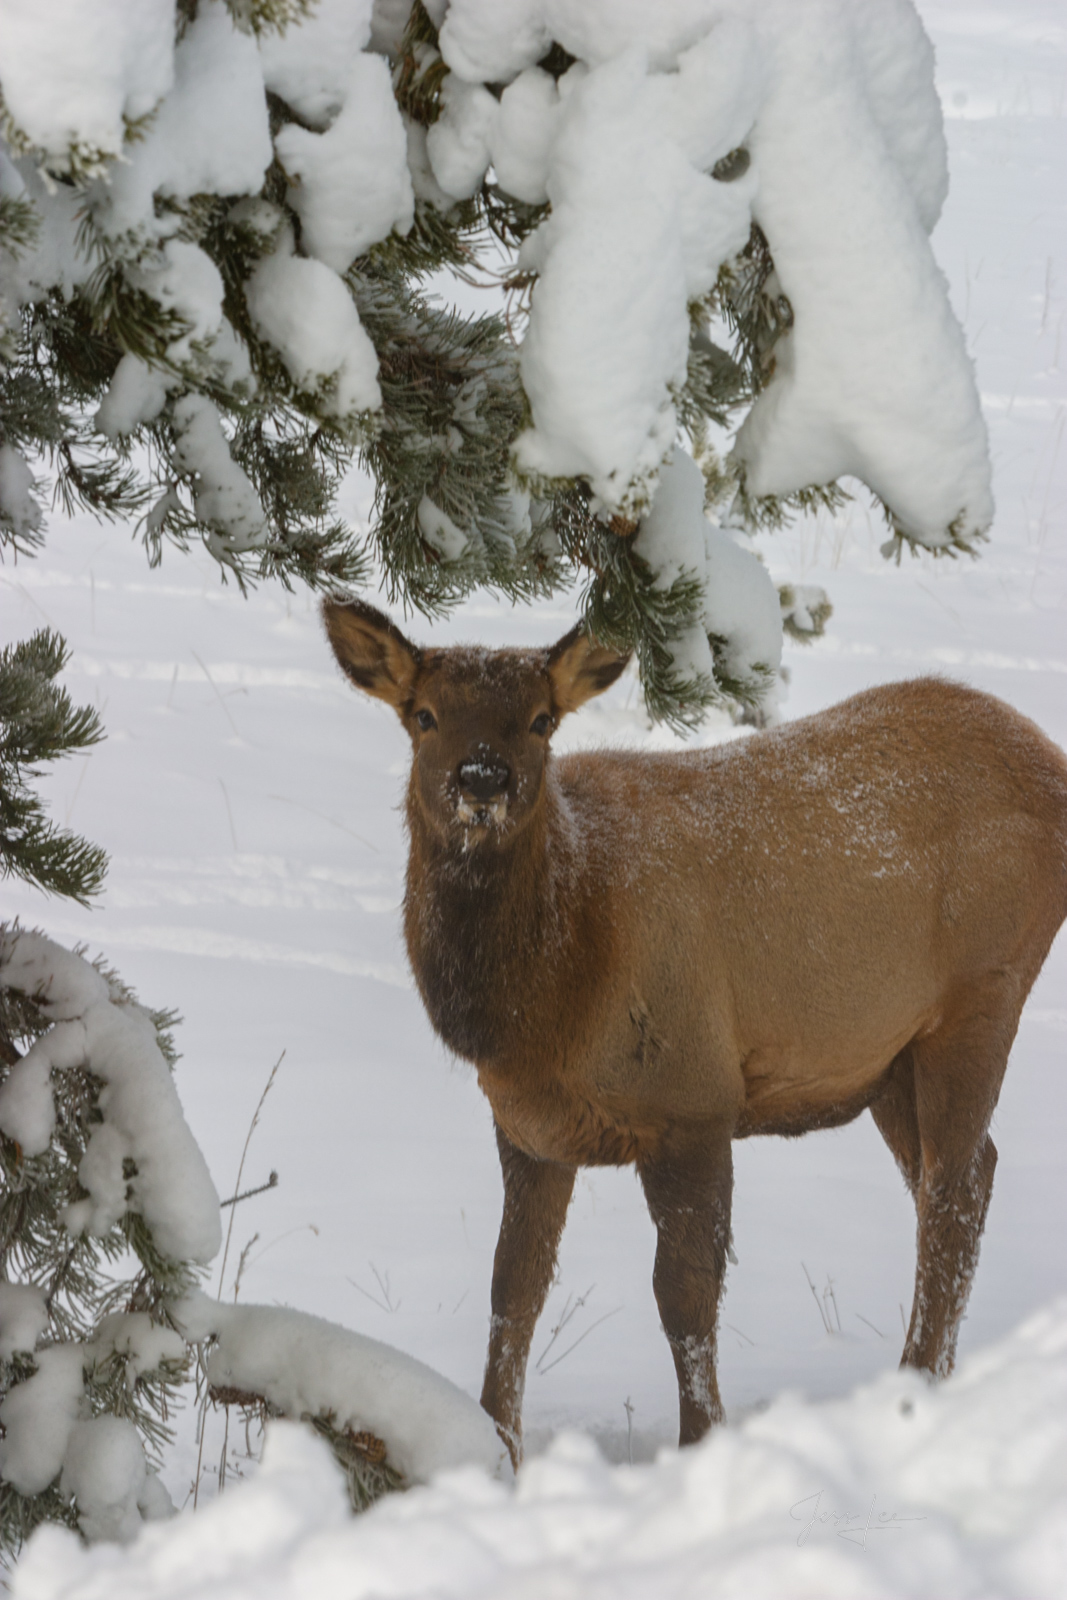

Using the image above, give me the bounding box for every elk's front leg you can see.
[480,1124,576,1467]
[638,1125,734,1445]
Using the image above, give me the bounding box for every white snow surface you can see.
[126,240,227,369]
[258,0,374,129]
[489,67,561,206]
[0,0,991,539]
[92,1313,186,1387]
[58,1417,154,1546]
[780,583,830,639]
[0,158,95,309]
[732,0,992,545]
[70,999,221,1260]
[417,495,470,560]
[511,38,757,510]
[0,930,110,1020]
[426,74,501,202]
[175,1292,511,1485]
[440,0,761,79]
[0,1018,85,1157]
[170,395,269,556]
[95,355,173,442]
[0,1308,181,1540]
[0,930,221,1262]
[0,1344,86,1497]
[15,1301,1067,1598]
[89,0,271,242]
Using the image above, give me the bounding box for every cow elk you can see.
[323,597,1067,1465]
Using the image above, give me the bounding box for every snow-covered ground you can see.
[3,0,1065,1592]
[15,1302,1067,1600]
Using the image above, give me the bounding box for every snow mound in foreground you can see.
[16,1301,1067,1600]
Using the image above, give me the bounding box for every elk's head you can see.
[323,599,629,847]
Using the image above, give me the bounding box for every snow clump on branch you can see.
[1,0,404,565]
[433,0,991,542]
[0,929,218,1546]
[176,1293,512,1487]
[0,928,221,1268]
[0,928,510,1550]
[634,447,782,698]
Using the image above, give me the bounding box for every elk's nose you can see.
[458,757,510,802]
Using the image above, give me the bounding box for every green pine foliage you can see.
[0,956,196,1560]
[0,639,207,1559]
[354,275,557,615]
[0,632,107,906]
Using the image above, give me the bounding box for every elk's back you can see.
[547,678,1067,1138]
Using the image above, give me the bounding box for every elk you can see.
[323,598,1067,1465]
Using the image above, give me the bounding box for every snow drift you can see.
[14,1300,1067,1600]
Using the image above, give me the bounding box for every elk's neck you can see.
[403,776,590,1068]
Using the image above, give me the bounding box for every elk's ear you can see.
[547,625,631,717]
[322,598,421,713]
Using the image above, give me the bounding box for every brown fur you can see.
[324,598,1067,1464]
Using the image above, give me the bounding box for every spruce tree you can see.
[0,0,992,729]
[0,632,107,908]
[0,637,209,1557]
[0,630,217,1554]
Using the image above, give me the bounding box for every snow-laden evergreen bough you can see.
[0,930,219,1552]
[0,929,509,1558]
[0,0,992,724]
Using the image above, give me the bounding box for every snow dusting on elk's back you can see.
[324,597,1067,1464]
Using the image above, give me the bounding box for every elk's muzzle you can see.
[457,757,510,825]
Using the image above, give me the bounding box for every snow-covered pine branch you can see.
[0,631,107,907]
[0,928,219,1553]
[0,0,991,723]
[176,1295,510,1498]
[0,929,509,1554]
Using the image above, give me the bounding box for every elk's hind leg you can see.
[870,1045,922,1198]
[638,1123,733,1445]
[890,995,1019,1379]
[480,1124,576,1468]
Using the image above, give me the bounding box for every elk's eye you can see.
[530,712,552,736]
[416,709,437,732]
